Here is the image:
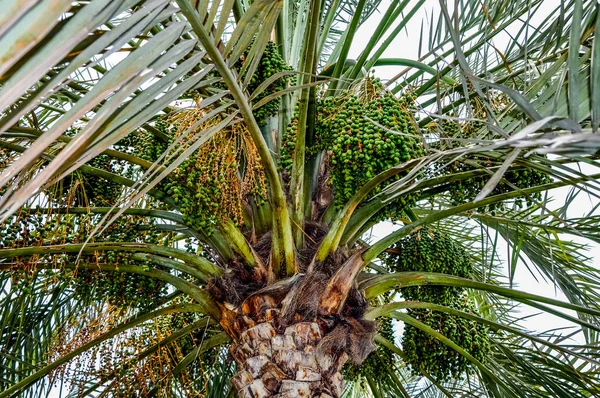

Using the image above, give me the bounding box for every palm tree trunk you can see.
[223,296,350,398]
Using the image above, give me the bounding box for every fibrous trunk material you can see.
[222,293,373,398]
[210,232,377,398]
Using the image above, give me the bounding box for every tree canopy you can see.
[1,0,600,397]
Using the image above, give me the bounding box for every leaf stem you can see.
[289,0,321,248]
[0,242,222,280]
[363,173,600,262]
[361,272,600,318]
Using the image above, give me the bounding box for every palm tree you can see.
[2,0,600,396]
